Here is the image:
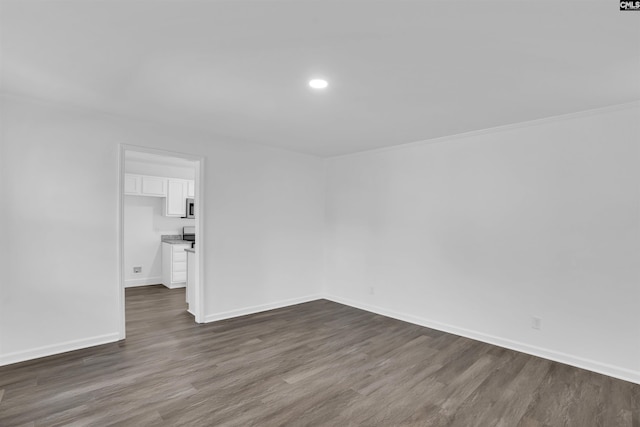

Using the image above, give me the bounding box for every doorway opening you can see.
[117,145,205,339]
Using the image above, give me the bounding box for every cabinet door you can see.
[124,174,142,195]
[171,244,189,284]
[141,176,166,197]
[166,179,187,216]
[187,180,195,198]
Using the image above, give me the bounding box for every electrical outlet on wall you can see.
[133,266,142,274]
[531,316,542,330]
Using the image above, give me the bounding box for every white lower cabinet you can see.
[162,242,190,288]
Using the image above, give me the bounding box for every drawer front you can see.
[172,271,187,283]
[169,244,189,283]
[173,261,187,273]
[173,251,187,263]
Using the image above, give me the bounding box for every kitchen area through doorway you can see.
[122,149,200,326]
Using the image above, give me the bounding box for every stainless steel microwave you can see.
[185,198,195,219]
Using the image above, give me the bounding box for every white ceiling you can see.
[2,1,639,157]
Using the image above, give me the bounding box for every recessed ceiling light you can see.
[309,79,328,89]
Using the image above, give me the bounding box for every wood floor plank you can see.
[0,285,638,426]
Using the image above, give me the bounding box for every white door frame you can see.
[117,144,206,339]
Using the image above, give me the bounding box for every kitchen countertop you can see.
[162,239,193,245]
[161,235,193,245]
[184,248,196,253]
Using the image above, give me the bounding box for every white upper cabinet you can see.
[125,174,194,217]
[187,180,195,198]
[125,174,168,197]
[141,175,166,197]
[166,179,187,217]
[124,174,142,195]
[125,174,167,197]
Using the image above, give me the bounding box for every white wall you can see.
[0,94,325,365]
[324,104,640,383]
[2,92,638,386]
[125,160,195,180]
[0,98,6,358]
[124,196,194,287]
[205,136,326,319]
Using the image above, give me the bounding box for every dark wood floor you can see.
[0,286,638,426]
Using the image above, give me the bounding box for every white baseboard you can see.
[0,333,121,367]
[204,294,323,323]
[4,294,637,386]
[163,283,186,289]
[323,294,640,385]
[124,276,163,288]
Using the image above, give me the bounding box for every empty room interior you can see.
[1,1,639,426]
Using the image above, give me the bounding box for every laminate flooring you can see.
[0,285,638,426]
